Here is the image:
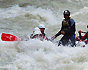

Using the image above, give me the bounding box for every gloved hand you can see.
[78,30,82,34]
[80,39,82,42]
[50,36,56,41]
[76,36,79,41]
[61,31,65,35]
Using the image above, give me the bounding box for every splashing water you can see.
[0,0,88,70]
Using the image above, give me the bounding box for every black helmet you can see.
[63,10,70,16]
[87,25,88,28]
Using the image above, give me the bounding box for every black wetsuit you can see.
[55,17,76,46]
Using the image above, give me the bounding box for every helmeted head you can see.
[63,10,70,16]
[38,24,45,29]
[38,24,45,34]
[63,10,70,19]
[33,27,41,36]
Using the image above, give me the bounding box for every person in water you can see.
[51,10,76,47]
[38,24,48,40]
[30,27,41,39]
[30,27,43,40]
[76,25,88,44]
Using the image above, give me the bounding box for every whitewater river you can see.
[0,0,88,70]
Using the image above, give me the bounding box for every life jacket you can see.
[62,18,75,33]
[82,32,88,39]
[40,33,48,41]
[82,32,88,43]
[32,34,40,39]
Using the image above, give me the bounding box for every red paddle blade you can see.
[1,33,18,41]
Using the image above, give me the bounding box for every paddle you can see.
[1,33,22,41]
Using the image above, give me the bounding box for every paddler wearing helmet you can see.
[30,27,41,39]
[38,24,48,40]
[51,10,76,47]
[77,25,88,44]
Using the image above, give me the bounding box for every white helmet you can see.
[38,24,45,29]
[33,27,41,35]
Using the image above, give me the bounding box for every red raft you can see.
[1,33,22,41]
